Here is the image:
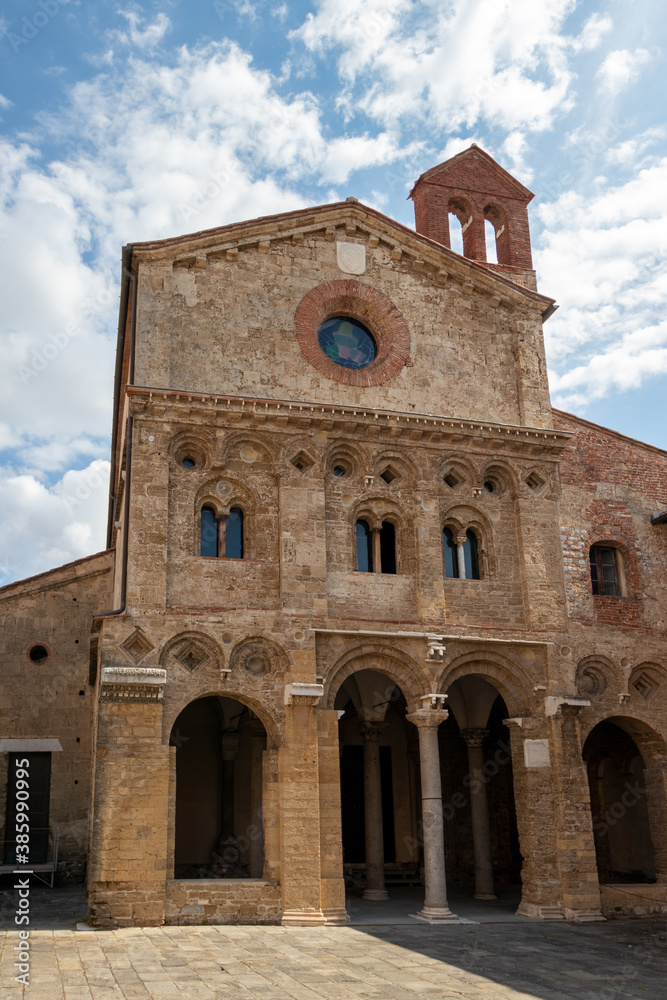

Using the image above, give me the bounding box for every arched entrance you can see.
[445,676,521,900]
[169,696,266,879]
[335,669,419,900]
[583,719,657,884]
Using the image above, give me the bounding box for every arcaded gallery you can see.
[1,146,666,926]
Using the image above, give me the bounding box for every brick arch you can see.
[323,645,429,711]
[483,201,510,266]
[294,279,411,387]
[163,689,283,750]
[438,650,532,719]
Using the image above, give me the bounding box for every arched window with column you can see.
[356,519,397,574]
[442,525,481,580]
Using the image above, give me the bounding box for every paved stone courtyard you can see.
[1,887,666,1000]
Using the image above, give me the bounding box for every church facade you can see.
[1,146,666,927]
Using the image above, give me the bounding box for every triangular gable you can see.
[410,145,534,204]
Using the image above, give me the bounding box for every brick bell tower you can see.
[410,144,536,289]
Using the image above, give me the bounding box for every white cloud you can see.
[116,11,171,50]
[596,48,651,96]
[0,39,424,584]
[291,0,578,133]
[0,460,110,586]
[570,12,613,53]
[536,158,667,408]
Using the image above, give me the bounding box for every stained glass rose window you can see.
[317,317,376,370]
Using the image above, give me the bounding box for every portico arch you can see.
[582,715,667,885]
[168,695,272,881]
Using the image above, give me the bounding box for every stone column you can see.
[461,728,496,899]
[456,536,467,579]
[406,706,457,921]
[248,720,266,879]
[221,731,240,838]
[217,513,227,558]
[371,529,382,574]
[361,722,388,900]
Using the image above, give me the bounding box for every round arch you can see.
[163,690,282,749]
[439,650,533,719]
[324,644,428,711]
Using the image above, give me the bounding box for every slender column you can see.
[248,720,266,878]
[217,514,227,558]
[371,529,382,575]
[456,536,467,579]
[221,731,240,837]
[361,723,388,900]
[461,728,496,899]
[406,707,457,921]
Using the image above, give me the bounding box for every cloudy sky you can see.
[0,0,665,586]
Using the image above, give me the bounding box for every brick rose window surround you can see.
[294,280,411,387]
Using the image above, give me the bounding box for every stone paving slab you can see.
[1,920,667,1000]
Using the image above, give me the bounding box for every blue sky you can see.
[0,0,665,585]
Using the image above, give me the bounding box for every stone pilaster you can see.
[318,708,349,923]
[88,667,169,928]
[280,683,327,925]
[549,703,605,922]
[506,717,564,920]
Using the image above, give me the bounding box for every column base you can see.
[280,908,327,926]
[473,893,497,900]
[362,889,389,901]
[410,906,459,923]
[516,901,565,920]
[563,907,606,923]
[322,906,350,924]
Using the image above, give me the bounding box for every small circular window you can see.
[28,644,49,664]
[318,317,376,370]
[182,457,196,469]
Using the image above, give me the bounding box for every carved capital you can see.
[406,709,449,729]
[461,727,489,750]
[360,722,386,742]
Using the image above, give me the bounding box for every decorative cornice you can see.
[284,682,324,706]
[101,666,166,704]
[126,387,572,458]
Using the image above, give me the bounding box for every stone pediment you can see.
[130,200,554,315]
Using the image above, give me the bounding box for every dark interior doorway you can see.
[340,745,396,863]
[583,720,656,883]
[170,696,266,879]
